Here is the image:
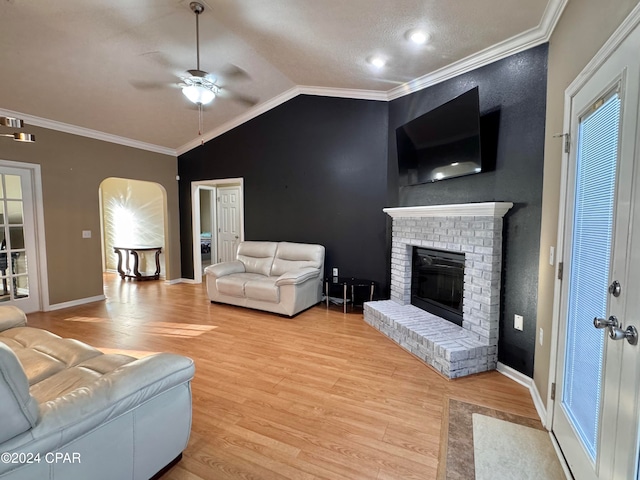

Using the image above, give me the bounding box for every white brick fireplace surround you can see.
[364,202,513,379]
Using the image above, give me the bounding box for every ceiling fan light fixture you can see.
[180,74,219,105]
[182,84,216,105]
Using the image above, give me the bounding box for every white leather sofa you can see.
[0,306,194,480]
[204,241,325,316]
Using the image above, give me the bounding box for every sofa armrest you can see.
[204,261,245,278]
[0,306,27,332]
[275,267,321,286]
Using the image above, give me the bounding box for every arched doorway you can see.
[99,178,168,281]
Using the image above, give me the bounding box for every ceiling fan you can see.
[133,2,257,108]
[180,2,219,105]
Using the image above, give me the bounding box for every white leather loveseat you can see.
[0,306,194,480]
[204,241,325,316]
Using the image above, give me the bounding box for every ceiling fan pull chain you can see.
[198,104,204,145]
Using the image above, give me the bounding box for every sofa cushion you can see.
[0,327,103,386]
[271,242,325,277]
[0,343,39,443]
[216,273,264,297]
[237,241,278,276]
[244,278,280,303]
[30,354,136,404]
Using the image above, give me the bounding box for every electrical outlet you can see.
[539,328,544,346]
[332,267,338,277]
[82,230,92,239]
[514,314,524,331]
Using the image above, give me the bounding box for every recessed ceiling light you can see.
[407,29,430,45]
[368,56,386,69]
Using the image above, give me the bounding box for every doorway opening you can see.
[99,178,169,281]
[191,178,244,284]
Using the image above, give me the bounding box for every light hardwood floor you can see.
[26,274,539,480]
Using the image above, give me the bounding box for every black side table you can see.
[325,277,376,314]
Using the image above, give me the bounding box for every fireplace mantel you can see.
[383,202,513,218]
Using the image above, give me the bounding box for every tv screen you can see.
[397,87,482,185]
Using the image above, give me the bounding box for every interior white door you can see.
[216,186,241,263]
[0,166,40,312]
[552,21,640,480]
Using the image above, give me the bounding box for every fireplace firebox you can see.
[411,247,465,326]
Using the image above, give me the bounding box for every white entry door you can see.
[552,19,640,480]
[216,186,241,263]
[0,166,40,312]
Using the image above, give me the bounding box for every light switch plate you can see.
[514,314,524,331]
[332,267,338,277]
[82,230,92,239]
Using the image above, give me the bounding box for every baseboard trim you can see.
[46,295,106,311]
[177,278,197,285]
[496,362,547,428]
[165,278,188,285]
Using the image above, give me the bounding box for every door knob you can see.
[608,325,638,345]
[609,280,621,297]
[594,315,619,329]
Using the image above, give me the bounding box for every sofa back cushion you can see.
[271,242,325,277]
[0,343,39,443]
[237,241,278,276]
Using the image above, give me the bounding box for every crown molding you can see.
[298,85,388,101]
[387,0,567,100]
[3,0,567,157]
[181,0,567,151]
[0,108,176,157]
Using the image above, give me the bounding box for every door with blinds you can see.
[0,165,40,312]
[552,20,640,480]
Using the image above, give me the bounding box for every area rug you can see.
[437,399,564,480]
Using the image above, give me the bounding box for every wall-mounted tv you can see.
[397,87,483,185]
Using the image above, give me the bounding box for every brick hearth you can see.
[364,202,512,379]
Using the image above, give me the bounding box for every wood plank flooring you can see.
[25,274,539,480]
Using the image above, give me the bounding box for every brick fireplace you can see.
[364,202,513,379]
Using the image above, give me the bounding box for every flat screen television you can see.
[397,87,482,185]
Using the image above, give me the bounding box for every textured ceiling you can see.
[0,0,555,154]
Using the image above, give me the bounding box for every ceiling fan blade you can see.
[218,89,259,107]
[216,63,252,82]
[138,51,176,70]
[129,80,171,91]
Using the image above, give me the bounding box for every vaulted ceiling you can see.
[0,0,563,155]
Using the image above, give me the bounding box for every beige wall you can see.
[534,0,640,401]
[0,125,179,306]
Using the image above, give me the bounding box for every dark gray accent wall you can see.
[178,95,390,291]
[388,44,548,376]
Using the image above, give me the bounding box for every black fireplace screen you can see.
[411,247,465,326]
